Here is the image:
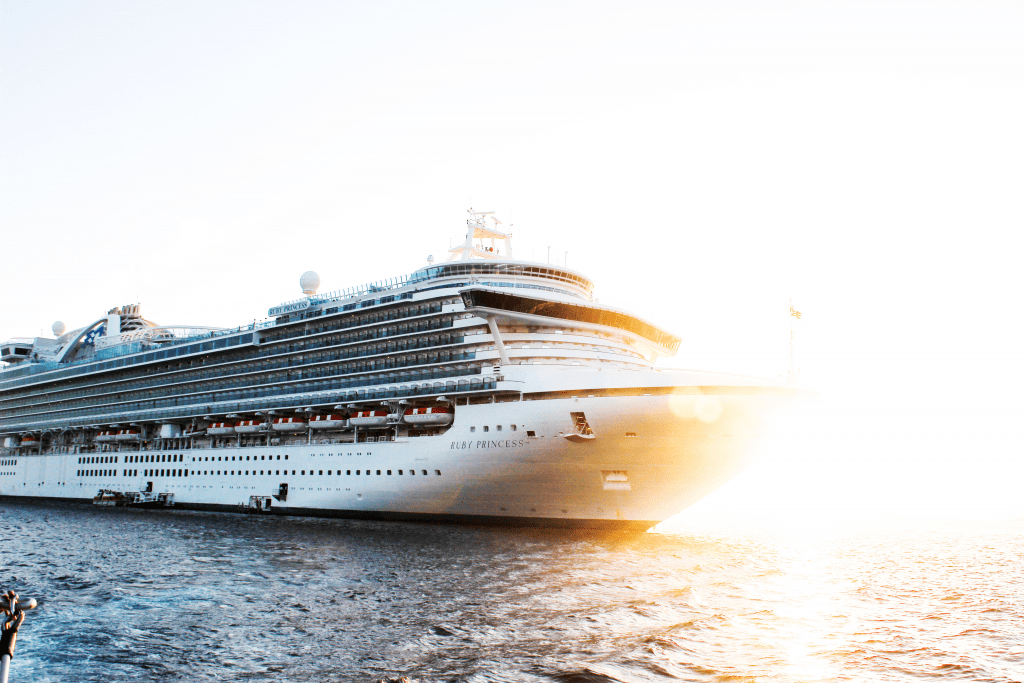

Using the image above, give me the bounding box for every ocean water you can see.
[0,501,1021,682]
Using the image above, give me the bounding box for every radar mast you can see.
[447,208,513,261]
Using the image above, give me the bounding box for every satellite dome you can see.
[52,321,66,337]
[299,271,321,296]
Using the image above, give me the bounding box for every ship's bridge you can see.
[1,339,35,365]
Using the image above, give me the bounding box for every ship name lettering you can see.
[450,439,526,450]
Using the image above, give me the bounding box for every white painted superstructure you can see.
[0,211,795,528]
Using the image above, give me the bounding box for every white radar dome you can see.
[299,271,321,296]
[52,321,66,337]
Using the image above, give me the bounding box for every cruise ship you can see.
[0,212,796,529]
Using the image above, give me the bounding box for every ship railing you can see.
[273,275,416,314]
[268,262,594,316]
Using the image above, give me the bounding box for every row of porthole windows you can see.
[193,469,441,476]
[80,455,118,464]
[470,425,518,433]
[142,469,183,477]
[126,454,183,463]
[192,454,289,462]
[77,469,182,478]
[77,454,186,465]
[1,459,15,466]
[72,467,443,478]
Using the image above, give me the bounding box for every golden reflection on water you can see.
[650,519,1024,682]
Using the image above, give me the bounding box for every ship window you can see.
[511,425,517,431]
[319,470,323,475]
[435,470,441,475]
[356,470,360,474]
[526,430,536,437]
[483,426,489,432]
[496,425,502,432]
[470,426,476,433]
[377,470,381,475]
[292,470,296,475]
[285,455,289,460]
[398,470,403,475]
[301,470,305,475]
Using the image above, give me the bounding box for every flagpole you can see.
[787,299,801,386]
[788,299,794,385]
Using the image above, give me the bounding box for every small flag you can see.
[789,306,802,319]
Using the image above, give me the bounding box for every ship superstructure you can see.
[0,212,794,528]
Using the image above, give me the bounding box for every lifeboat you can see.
[234,419,266,434]
[309,414,349,431]
[349,410,389,428]
[271,417,308,432]
[207,422,237,436]
[19,434,39,447]
[95,431,118,443]
[403,406,454,426]
[116,428,141,442]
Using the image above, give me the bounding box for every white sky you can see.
[2,1,1022,523]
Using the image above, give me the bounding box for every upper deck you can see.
[0,212,679,443]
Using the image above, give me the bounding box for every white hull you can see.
[0,381,789,528]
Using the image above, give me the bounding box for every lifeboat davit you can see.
[403,406,454,426]
[19,434,39,447]
[207,422,237,436]
[309,414,349,430]
[116,428,141,442]
[271,417,308,432]
[349,410,389,428]
[234,419,266,434]
[95,431,118,443]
